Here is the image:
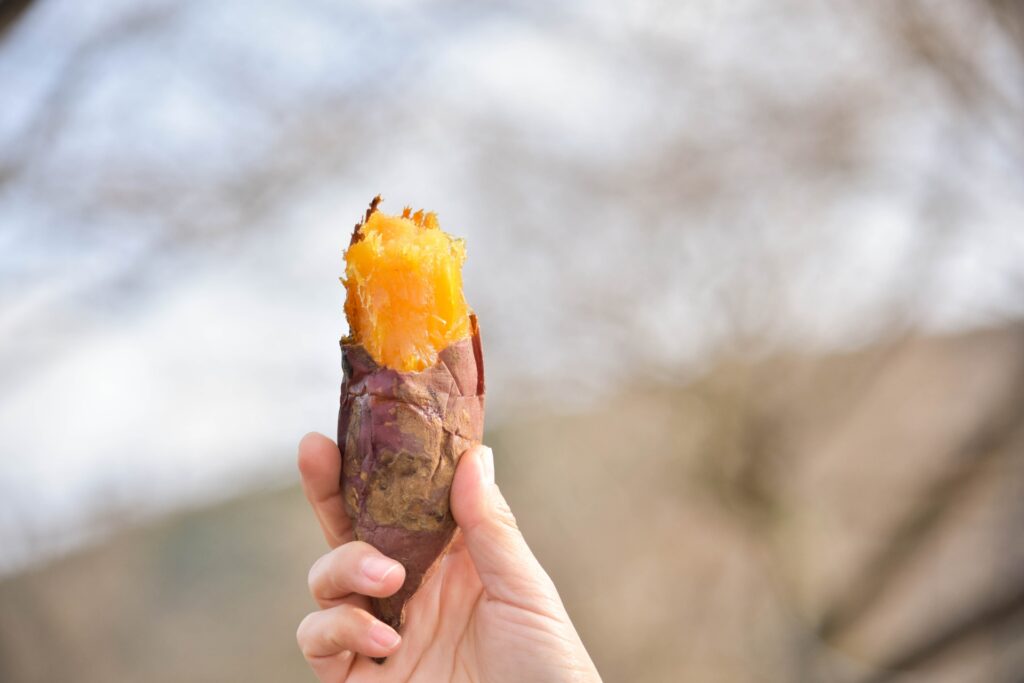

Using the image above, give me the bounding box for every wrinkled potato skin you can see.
[338,315,485,632]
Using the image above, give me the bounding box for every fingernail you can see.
[480,446,495,485]
[361,556,400,584]
[369,620,401,650]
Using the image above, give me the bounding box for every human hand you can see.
[295,432,601,682]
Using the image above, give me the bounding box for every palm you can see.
[297,433,599,683]
[339,535,510,682]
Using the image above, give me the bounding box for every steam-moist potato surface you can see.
[343,207,471,372]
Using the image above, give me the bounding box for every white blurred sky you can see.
[1,0,1023,573]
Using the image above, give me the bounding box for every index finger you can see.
[298,432,354,548]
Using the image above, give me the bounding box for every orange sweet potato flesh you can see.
[343,198,471,372]
[338,197,485,638]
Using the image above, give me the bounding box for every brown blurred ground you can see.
[2,323,1022,682]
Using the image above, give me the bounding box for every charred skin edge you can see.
[337,314,485,645]
[349,194,379,247]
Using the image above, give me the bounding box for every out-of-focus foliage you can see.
[2,326,1022,681]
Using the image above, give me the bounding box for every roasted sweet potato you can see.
[337,197,485,636]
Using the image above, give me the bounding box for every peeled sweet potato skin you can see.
[337,315,485,632]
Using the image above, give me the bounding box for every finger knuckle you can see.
[296,612,318,653]
[328,546,359,596]
[348,541,381,565]
[339,603,376,641]
[307,555,327,594]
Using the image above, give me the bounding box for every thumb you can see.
[450,445,555,605]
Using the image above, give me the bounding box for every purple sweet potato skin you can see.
[338,315,485,632]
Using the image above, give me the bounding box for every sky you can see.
[1,0,1023,574]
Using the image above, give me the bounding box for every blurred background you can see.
[1,0,1023,680]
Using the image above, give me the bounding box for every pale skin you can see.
[296,432,602,683]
